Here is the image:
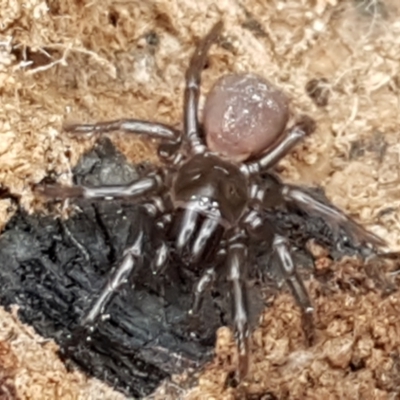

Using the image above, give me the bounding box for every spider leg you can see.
[272,235,313,312]
[272,234,314,344]
[226,242,250,380]
[82,197,172,326]
[254,174,384,248]
[184,21,223,154]
[64,120,181,161]
[242,115,315,175]
[36,173,162,201]
[82,227,145,326]
[244,209,314,343]
[282,185,385,248]
[64,119,180,143]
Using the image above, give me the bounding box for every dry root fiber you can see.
[1,0,400,399]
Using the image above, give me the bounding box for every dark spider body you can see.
[38,21,385,379]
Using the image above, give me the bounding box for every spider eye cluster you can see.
[224,182,237,196]
[173,154,248,226]
[203,73,290,162]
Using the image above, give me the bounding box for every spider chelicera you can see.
[37,21,384,378]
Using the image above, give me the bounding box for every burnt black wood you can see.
[0,138,372,397]
[0,139,220,397]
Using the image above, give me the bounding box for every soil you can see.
[0,0,400,399]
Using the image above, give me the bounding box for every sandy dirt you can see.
[1,0,400,398]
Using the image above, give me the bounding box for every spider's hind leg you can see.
[282,185,385,249]
[256,173,385,250]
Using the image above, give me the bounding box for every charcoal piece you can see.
[0,138,376,398]
[0,138,220,397]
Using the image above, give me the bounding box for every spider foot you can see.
[236,334,250,381]
[63,122,99,134]
[186,311,204,338]
[341,221,385,249]
[35,184,84,200]
[365,254,397,296]
[294,114,316,136]
[301,310,315,346]
[60,324,94,357]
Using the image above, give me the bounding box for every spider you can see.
[37,21,385,379]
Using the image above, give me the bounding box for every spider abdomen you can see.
[203,73,289,162]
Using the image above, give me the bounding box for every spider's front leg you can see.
[187,232,252,380]
[58,208,151,356]
[281,184,396,295]
[74,196,172,333]
[224,226,311,380]
[82,222,146,326]
[244,210,314,343]
[81,198,173,327]
[271,234,315,344]
[184,21,223,154]
[36,171,163,201]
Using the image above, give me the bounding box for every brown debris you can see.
[1,0,400,399]
[184,257,400,399]
[0,339,20,399]
[0,307,125,399]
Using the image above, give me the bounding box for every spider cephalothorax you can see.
[37,21,384,379]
